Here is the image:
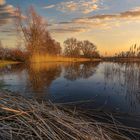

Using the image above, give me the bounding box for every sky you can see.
[1,0,140,55]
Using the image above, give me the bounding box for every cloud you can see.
[73,7,140,24]
[43,4,55,9]
[0,0,16,26]
[0,27,16,37]
[58,1,79,12]
[0,0,5,5]
[43,0,101,14]
[83,4,98,14]
[50,27,88,33]
[49,6,140,33]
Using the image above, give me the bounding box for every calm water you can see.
[1,62,140,116]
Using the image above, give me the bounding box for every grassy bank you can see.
[0,60,20,67]
[104,58,140,62]
[30,54,101,63]
[0,55,101,65]
[0,91,140,140]
[116,58,140,62]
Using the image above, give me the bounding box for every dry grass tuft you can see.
[0,92,140,140]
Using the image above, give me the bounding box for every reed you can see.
[0,91,140,140]
[29,54,101,63]
[0,60,20,67]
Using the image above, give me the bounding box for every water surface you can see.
[1,62,140,117]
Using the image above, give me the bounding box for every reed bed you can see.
[30,54,101,63]
[0,60,20,67]
[0,92,140,140]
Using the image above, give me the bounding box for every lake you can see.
[1,61,140,127]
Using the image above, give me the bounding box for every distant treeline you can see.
[0,42,28,62]
[64,38,100,58]
[0,7,100,62]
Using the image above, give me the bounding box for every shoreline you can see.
[103,58,140,62]
[0,59,102,66]
[0,60,21,67]
[116,58,140,62]
[29,54,102,63]
[0,91,140,140]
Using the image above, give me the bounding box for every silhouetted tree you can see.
[80,40,97,58]
[64,38,80,57]
[92,51,100,58]
[64,38,99,58]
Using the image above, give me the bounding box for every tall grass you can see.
[0,92,140,140]
[30,54,101,63]
[0,60,20,67]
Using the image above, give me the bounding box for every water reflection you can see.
[26,62,99,97]
[0,62,100,96]
[64,62,99,81]
[26,63,62,98]
[104,62,140,110]
[0,64,25,74]
[1,62,140,114]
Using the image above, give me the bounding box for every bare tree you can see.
[80,40,97,58]
[64,38,80,57]
[16,6,61,57]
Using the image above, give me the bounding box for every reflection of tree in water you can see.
[0,64,25,74]
[64,63,81,81]
[64,62,99,81]
[81,62,99,79]
[27,63,61,97]
[104,62,140,109]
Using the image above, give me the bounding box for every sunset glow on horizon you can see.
[1,0,140,56]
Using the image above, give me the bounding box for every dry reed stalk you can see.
[0,92,140,140]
